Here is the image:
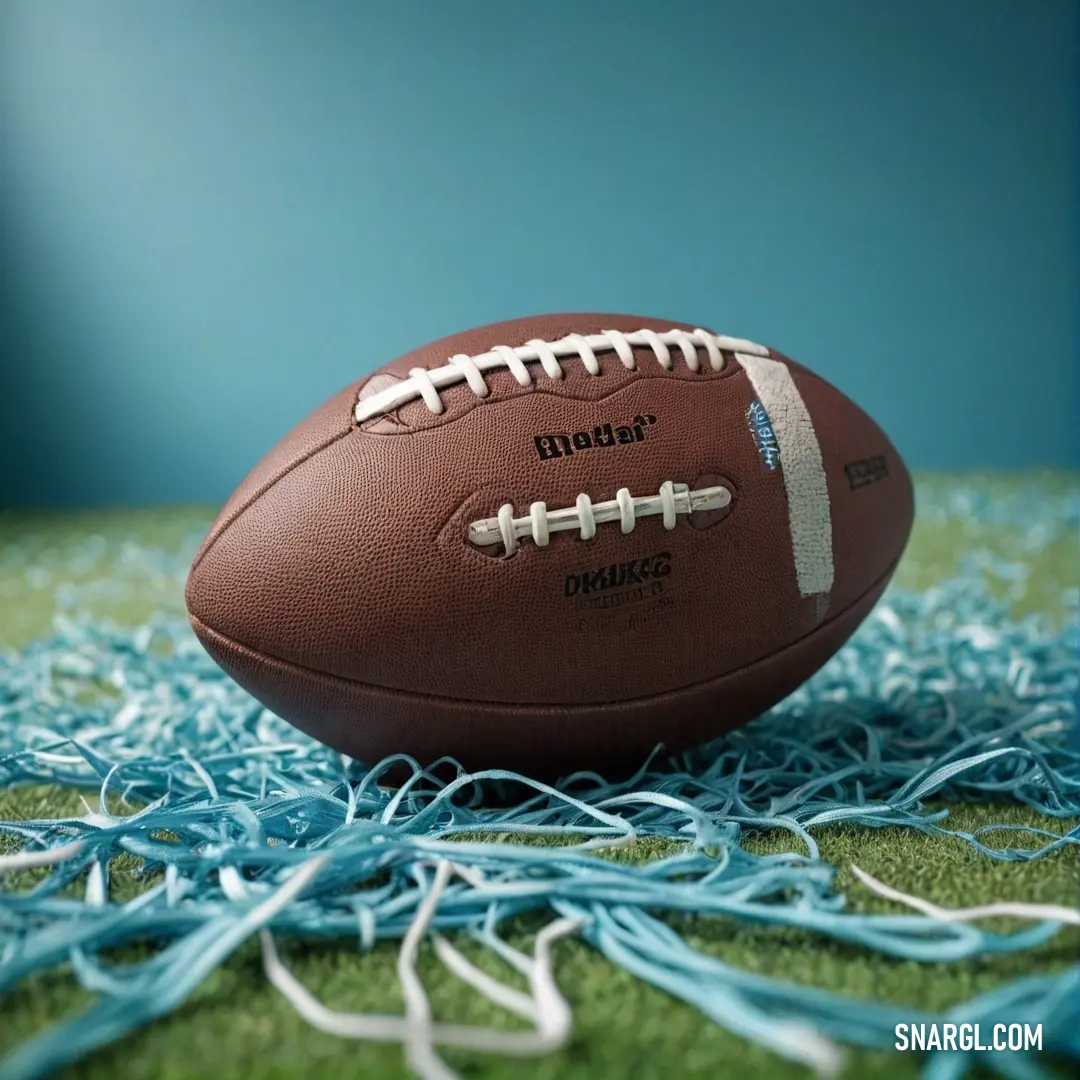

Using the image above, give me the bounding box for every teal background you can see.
[1,0,1077,507]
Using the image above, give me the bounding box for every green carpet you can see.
[1,472,1077,1079]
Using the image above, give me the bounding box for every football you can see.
[186,313,913,778]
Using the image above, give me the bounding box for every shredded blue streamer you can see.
[0,479,1078,1079]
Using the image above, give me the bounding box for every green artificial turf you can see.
[1,472,1078,1079]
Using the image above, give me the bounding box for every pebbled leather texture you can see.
[186,312,914,775]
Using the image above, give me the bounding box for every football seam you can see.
[358,360,748,437]
[188,426,355,578]
[355,327,765,424]
[189,549,903,713]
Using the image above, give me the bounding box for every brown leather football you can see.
[186,313,913,778]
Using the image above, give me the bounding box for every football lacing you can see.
[468,481,732,557]
[354,328,769,423]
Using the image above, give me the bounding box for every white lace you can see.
[355,328,769,422]
[469,481,731,556]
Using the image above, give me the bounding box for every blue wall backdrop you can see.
[1,0,1077,507]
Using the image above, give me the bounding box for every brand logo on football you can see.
[534,414,657,461]
[564,551,672,597]
[844,455,889,490]
[745,401,780,470]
